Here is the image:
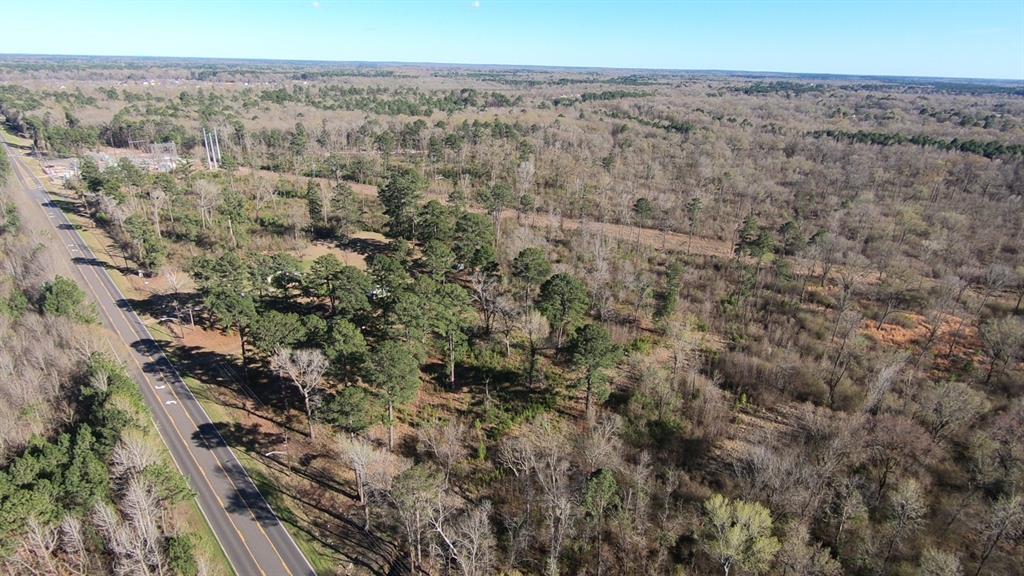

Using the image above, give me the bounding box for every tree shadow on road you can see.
[192,421,353,498]
[189,420,409,575]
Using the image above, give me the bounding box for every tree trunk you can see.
[238,324,249,384]
[356,473,370,530]
[882,521,904,570]
[448,333,456,387]
[304,393,315,440]
[877,299,894,329]
[974,530,1004,576]
[585,374,594,420]
[547,516,561,576]
[984,359,999,386]
[152,206,161,239]
[388,401,395,451]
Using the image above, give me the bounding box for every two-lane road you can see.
[3,143,316,576]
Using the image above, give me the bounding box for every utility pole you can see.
[202,128,212,169]
[202,127,218,170]
[213,127,223,167]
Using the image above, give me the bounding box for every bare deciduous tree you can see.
[418,419,468,487]
[337,434,403,530]
[915,381,989,442]
[973,494,1024,576]
[271,348,330,439]
[433,499,498,576]
[193,180,221,230]
[882,478,927,569]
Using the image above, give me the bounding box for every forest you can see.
[0,56,1022,576]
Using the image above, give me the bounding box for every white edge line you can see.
[11,145,316,575]
[2,143,246,576]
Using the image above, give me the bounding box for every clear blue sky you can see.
[3,1,1022,79]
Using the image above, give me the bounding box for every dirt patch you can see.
[862,313,931,347]
[293,231,390,269]
[180,325,243,357]
[127,269,171,294]
[513,211,735,259]
[233,165,735,260]
[861,312,986,368]
[296,241,368,269]
[235,166,380,198]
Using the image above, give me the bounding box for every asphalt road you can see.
[3,143,317,576]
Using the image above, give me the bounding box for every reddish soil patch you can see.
[296,241,368,269]
[862,313,931,347]
[180,325,243,356]
[861,313,986,370]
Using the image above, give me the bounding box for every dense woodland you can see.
[1,57,1023,576]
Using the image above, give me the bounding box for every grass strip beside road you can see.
[9,144,234,575]
[17,149,339,574]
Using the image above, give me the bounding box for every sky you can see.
[1,1,1022,80]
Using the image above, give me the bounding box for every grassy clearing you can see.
[1,130,31,147]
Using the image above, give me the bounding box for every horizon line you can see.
[1,52,1022,85]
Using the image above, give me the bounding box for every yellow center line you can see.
[39,150,305,575]
[72,226,300,576]
[6,149,274,576]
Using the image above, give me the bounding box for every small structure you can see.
[81,142,181,174]
[149,142,179,172]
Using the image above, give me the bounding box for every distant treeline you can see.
[810,128,1024,160]
[602,109,695,135]
[293,70,407,80]
[259,84,520,116]
[552,90,650,106]
[731,81,826,95]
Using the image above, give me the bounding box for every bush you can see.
[166,535,199,576]
[40,276,95,323]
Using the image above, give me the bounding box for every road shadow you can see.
[256,473,409,576]
[71,255,125,274]
[194,421,353,498]
[190,422,282,526]
[160,344,303,433]
[46,197,89,219]
[189,421,408,576]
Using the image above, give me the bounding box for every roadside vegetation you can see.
[0,155,227,575]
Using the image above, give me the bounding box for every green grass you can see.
[234,452,338,575]
[182,493,236,575]
[1,130,31,146]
